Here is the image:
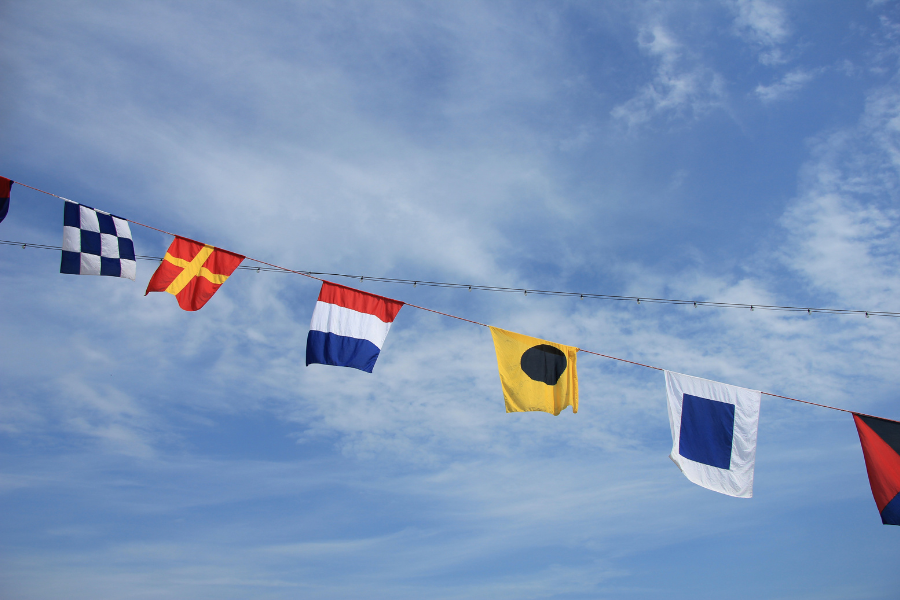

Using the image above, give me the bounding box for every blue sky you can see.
[1,1,899,598]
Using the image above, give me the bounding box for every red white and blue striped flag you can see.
[306,281,404,373]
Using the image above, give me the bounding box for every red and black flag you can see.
[853,413,900,526]
[0,176,13,224]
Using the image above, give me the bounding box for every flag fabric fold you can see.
[306,281,404,373]
[666,371,761,498]
[60,200,136,280]
[489,327,578,415]
[145,236,244,311]
[0,177,12,224]
[853,413,900,526]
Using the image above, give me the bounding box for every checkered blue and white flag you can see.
[666,371,761,498]
[61,200,136,280]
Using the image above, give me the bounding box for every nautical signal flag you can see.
[665,371,761,498]
[0,176,12,224]
[306,281,404,373]
[61,200,136,280]
[489,327,578,415]
[145,236,244,311]
[852,413,900,526]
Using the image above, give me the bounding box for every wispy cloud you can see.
[3,1,900,598]
[731,0,791,65]
[779,79,900,310]
[611,25,726,127]
[755,68,819,102]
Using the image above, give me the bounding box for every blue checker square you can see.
[118,236,135,261]
[679,393,736,470]
[60,250,82,275]
[97,212,117,234]
[80,230,102,255]
[63,201,81,227]
[100,256,122,277]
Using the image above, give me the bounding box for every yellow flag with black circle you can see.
[489,327,578,415]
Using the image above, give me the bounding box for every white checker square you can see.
[120,259,136,280]
[80,252,101,275]
[113,217,131,238]
[62,226,81,252]
[100,233,120,258]
[79,206,100,232]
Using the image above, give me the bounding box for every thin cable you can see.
[403,302,490,327]
[5,179,900,316]
[576,348,664,371]
[6,235,900,319]
[578,350,897,422]
[0,240,287,271]
[6,182,900,421]
[2,238,896,422]
[8,181,900,317]
[13,181,68,200]
[761,392,853,414]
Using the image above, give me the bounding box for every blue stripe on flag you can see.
[306,330,382,373]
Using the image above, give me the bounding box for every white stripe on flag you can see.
[309,301,393,349]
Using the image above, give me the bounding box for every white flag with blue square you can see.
[61,200,136,280]
[665,371,761,498]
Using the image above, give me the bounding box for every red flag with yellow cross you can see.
[145,236,244,311]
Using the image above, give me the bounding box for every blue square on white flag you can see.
[666,371,761,498]
[679,394,736,469]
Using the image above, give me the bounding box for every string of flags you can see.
[2,176,900,526]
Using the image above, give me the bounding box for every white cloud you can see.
[755,68,819,102]
[732,0,791,65]
[611,25,726,127]
[3,2,900,597]
[779,80,900,311]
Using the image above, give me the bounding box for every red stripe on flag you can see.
[317,281,404,323]
[854,414,900,512]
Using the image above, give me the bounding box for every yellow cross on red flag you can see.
[145,236,244,311]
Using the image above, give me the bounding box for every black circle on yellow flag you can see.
[520,344,568,385]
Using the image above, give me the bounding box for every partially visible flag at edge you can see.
[0,177,13,224]
[306,281,404,373]
[145,236,244,311]
[853,413,900,526]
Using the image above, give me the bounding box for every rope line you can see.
[5,182,899,422]
[576,348,664,371]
